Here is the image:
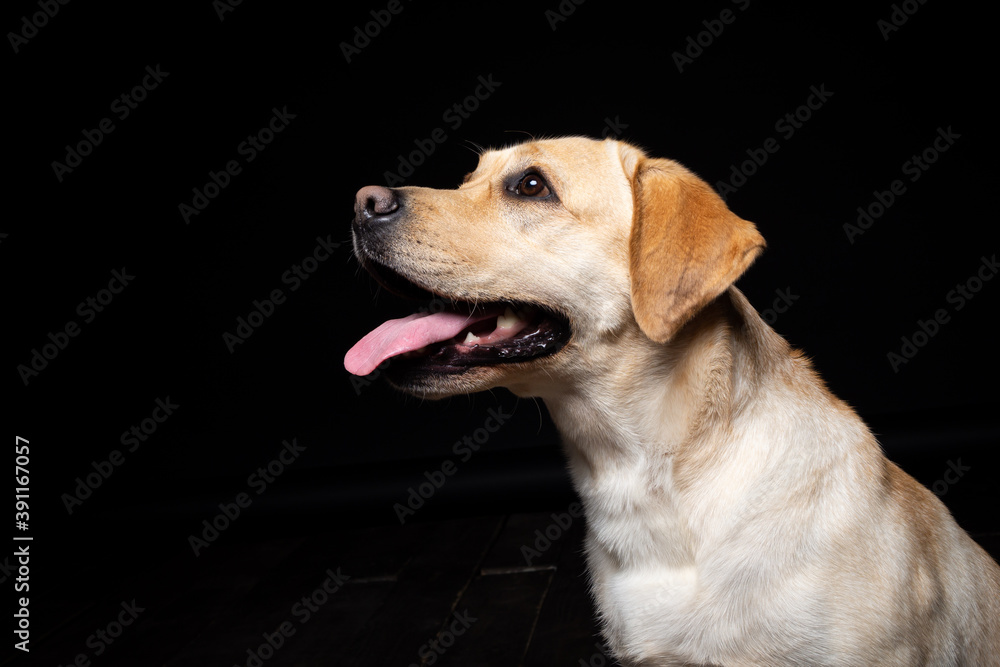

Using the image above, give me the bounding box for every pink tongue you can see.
[344,307,503,376]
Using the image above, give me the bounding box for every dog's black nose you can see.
[354,185,400,227]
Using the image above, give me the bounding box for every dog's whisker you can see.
[462,139,486,156]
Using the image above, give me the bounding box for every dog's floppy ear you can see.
[621,144,765,343]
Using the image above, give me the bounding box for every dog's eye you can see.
[516,173,551,198]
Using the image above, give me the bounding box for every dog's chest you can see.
[574,454,693,563]
[583,489,718,661]
[577,459,806,661]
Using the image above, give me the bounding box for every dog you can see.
[345,136,1000,666]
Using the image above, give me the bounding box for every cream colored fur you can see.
[353,136,1000,666]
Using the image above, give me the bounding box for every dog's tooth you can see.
[463,331,480,345]
[497,306,521,329]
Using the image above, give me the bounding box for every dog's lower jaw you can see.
[384,351,571,399]
[383,364,497,399]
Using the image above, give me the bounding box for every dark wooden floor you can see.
[20,509,609,667]
[17,508,1000,667]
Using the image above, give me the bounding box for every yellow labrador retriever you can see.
[345,136,1000,666]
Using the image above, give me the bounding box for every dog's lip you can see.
[346,256,572,376]
[378,304,571,378]
[345,304,505,376]
[355,254,438,302]
[355,253,571,326]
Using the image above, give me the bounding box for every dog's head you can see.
[345,136,764,398]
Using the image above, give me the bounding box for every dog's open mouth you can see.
[344,260,571,377]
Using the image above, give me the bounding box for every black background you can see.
[6,0,999,662]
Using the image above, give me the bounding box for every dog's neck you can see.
[535,288,790,565]
[544,289,772,469]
